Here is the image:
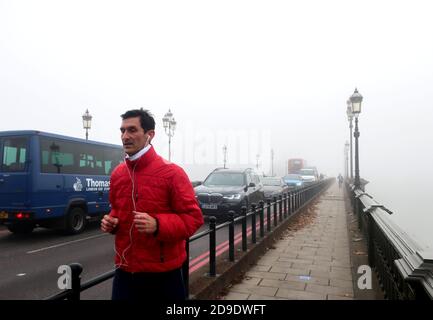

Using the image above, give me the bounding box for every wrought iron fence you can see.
[347,183,433,300]
[47,178,333,300]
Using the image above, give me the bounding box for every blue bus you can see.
[0,130,124,234]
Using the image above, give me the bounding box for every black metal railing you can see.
[347,182,433,300]
[46,178,333,300]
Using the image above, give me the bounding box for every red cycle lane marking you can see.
[189,217,266,267]
[189,227,254,274]
[188,227,244,266]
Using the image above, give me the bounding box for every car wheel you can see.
[64,207,87,235]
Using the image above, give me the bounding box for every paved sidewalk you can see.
[221,182,354,300]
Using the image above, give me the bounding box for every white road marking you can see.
[26,233,108,254]
[17,273,27,277]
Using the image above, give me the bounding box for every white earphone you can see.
[113,155,138,269]
[113,134,151,269]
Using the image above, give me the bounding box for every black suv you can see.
[194,168,265,220]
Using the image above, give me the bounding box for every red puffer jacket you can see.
[109,146,203,273]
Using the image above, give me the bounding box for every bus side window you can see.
[2,138,27,172]
[95,160,105,175]
[79,153,94,175]
[105,160,113,175]
[41,139,75,174]
[103,148,123,176]
[39,136,123,176]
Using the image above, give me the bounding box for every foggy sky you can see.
[1,0,432,248]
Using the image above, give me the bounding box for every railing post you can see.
[299,189,302,209]
[241,206,247,252]
[352,188,356,209]
[251,203,257,244]
[289,192,293,215]
[209,216,216,277]
[356,196,362,230]
[259,201,265,238]
[284,193,288,218]
[301,189,304,207]
[69,263,83,301]
[267,199,271,232]
[293,191,297,212]
[182,239,190,298]
[299,190,302,208]
[273,196,278,227]
[286,192,290,215]
[279,195,283,222]
[367,213,375,268]
[228,210,235,262]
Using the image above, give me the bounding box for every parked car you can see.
[261,176,289,201]
[283,174,304,189]
[299,167,319,185]
[194,168,265,220]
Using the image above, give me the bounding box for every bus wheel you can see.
[7,223,34,234]
[65,207,87,234]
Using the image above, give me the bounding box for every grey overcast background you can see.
[1,0,432,248]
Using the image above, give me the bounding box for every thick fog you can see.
[1,0,432,248]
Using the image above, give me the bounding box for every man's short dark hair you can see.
[121,108,155,132]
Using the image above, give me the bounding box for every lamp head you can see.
[350,88,363,115]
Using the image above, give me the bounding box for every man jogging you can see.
[101,108,203,300]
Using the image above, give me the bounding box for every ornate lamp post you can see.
[346,100,354,179]
[271,149,274,176]
[350,88,363,188]
[162,109,176,161]
[223,145,228,168]
[344,141,349,179]
[82,109,92,140]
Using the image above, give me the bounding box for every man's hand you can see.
[101,215,119,233]
[133,211,157,234]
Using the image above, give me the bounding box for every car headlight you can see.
[223,194,242,200]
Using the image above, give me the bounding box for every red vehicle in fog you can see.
[288,158,306,174]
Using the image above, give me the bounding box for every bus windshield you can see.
[1,137,28,172]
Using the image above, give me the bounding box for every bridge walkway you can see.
[221,182,356,300]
